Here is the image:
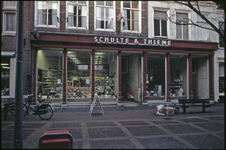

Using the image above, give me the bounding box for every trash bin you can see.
[39,130,73,149]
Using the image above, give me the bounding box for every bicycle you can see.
[23,94,54,120]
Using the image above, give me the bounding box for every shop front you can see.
[30,33,218,105]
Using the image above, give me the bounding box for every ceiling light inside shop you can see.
[2,66,10,69]
[1,63,9,66]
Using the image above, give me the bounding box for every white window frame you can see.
[94,1,115,32]
[66,1,89,30]
[34,1,60,28]
[2,1,17,36]
[217,59,224,96]
[176,13,189,40]
[196,13,210,41]
[121,1,141,33]
[154,10,167,38]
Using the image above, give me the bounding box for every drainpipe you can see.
[13,1,24,149]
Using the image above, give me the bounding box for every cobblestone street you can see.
[2,104,224,149]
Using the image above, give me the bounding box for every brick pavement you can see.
[1,103,224,149]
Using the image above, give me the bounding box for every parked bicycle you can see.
[23,94,54,120]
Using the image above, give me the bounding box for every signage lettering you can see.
[94,36,171,46]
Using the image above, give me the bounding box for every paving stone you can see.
[118,120,149,126]
[177,118,208,123]
[150,120,180,125]
[1,129,36,141]
[193,122,224,132]
[137,137,190,149]
[86,121,117,127]
[161,124,205,134]
[90,139,137,149]
[2,142,13,149]
[203,116,224,121]
[88,127,127,138]
[1,123,12,128]
[49,122,82,128]
[179,134,224,149]
[73,141,83,149]
[69,129,83,139]
[126,126,167,136]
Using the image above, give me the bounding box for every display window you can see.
[95,51,117,100]
[170,54,188,98]
[67,51,91,100]
[37,50,63,100]
[1,57,10,96]
[147,53,165,99]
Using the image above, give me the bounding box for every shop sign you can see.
[94,36,171,46]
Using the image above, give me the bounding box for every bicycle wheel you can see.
[38,104,53,120]
[23,104,28,117]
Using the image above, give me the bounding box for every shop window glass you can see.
[1,57,10,96]
[67,1,87,28]
[96,1,114,30]
[37,50,62,100]
[170,55,187,98]
[95,52,117,99]
[67,51,91,99]
[154,11,167,37]
[147,54,165,98]
[176,13,188,40]
[219,62,224,93]
[122,1,140,32]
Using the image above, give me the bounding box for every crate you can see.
[163,106,175,116]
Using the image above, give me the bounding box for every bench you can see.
[3,102,15,120]
[178,99,212,113]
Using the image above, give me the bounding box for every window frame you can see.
[176,13,189,40]
[94,1,116,32]
[66,1,89,30]
[2,1,17,36]
[154,10,167,38]
[219,21,224,48]
[196,13,210,41]
[121,1,141,33]
[217,60,224,96]
[34,1,60,28]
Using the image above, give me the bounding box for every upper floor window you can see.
[66,1,88,29]
[35,1,60,27]
[122,1,140,32]
[219,22,224,47]
[154,11,167,37]
[218,62,224,94]
[176,13,188,40]
[2,1,17,35]
[197,14,209,41]
[95,1,115,31]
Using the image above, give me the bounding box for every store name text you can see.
[94,36,171,46]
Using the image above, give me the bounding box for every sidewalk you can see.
[2,103,224,149]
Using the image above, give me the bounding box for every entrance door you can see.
[121,73,127,98]
[192,74,197,99]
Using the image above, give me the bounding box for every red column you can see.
[118,50,122,103]
[31,48,37,105]
[167,53,171,102]
[143,51,147,103]
[209,55,214,101]
[91,49,95,102]
[62,49,67,104]
[189,54,193,99]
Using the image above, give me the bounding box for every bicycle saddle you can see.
[38,99,43,103]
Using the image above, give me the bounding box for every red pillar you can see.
[91,49,95,102]
[31,48,37,104]
[209,54,214,101]
[166,53,171,102]
[143,51,147,103]
[189,54,193,99]
[62,49,67,104]
[118,50,122,103]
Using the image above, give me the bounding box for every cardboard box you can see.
[163,106,175,116]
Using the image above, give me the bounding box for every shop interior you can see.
[146,53,165,100]
[170,54,188,99]
[95,51,117,101]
